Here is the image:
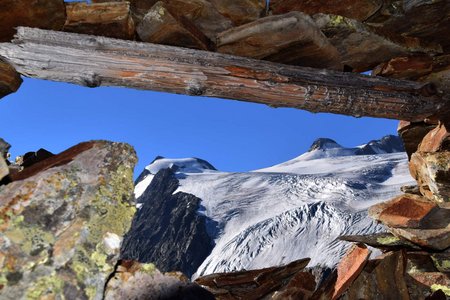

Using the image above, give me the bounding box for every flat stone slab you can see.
[217,12,342,69]
[339,232,422,250]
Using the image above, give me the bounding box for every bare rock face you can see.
[64,2,135,40]
[420,123,450,153]
[269,0,382,21]
[105,260,215,299]
[0,0,66,42]
[208,0,266,26]
[217,12,342,70]
[0,157,7,183]
[0,60,22,100]
[313,14,441,72]
[136,1,214,50]
[0,141,137,299]
[195,258,312,299]
[410,151,450,203]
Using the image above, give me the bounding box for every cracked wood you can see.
[0,27,446,121]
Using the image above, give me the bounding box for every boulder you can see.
[0,141,137,299]
[104,260,215,299]
[64,2,135,40]
[269,0,382,21]
[195,258,311,299]
[0,60,22,100]
[410,151,450,202]
[208,0,266,26]
[217,12,342,70]
[136,1,214,50]
[313,14,441,72]
[0,0,66,42]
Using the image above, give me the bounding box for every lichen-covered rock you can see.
[410,151,450,202]
[0,141,137,299]
[104,260,215,299]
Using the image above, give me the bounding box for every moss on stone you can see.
[376,235,400,245]
[431,284,450,296]
[25,273,64,299]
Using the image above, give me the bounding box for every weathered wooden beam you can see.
[0,27,446,121]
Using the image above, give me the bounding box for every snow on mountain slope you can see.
[134,136,414,278]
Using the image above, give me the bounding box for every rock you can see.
[0,141,137,299]
[410,151,450,202]
[339,232,422,251]
[161,0,233,41]
[0,138,10,160]
[0,156,8,182]
[314,244,370,300]
[340,251,410,300]
[419,122,450,153]
[372,55,433,80]
[407,272,450,298]
[217,12,342,70]
[398,121,436,159]
[136,1,214,50]
[332,243,370,300]
[313,14,441,72]
[271,271,316,299]
[401,185,422,195]
[425,289,447,300]
[20,149,55,168]
[0,0,66,42]
[120,167,214,278]
[390,225,450,251]
[0,60,22,100]
[64,2,135,40]
[104,260,215,300]
[269,0,382,21]
[208,0,266,26]
[366,0,450,53]
[368,193,438,228]
[430,253,450,273]
[195,258,311,299]
[419,65,450,96]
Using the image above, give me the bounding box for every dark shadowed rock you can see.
[0,0,66,42]
[0,141,137,299]
[121,167,214,278]
[20,149,54,168]
[372,55,433,80]
[195,258,311,299]
[398,121,437,159]
[0,59,22,100]
[105,260,215,300]
[269,0,382,21]
[217,12,342,70]
[64,2,135,40]
[313,13,441,72]
[208,0,266,26]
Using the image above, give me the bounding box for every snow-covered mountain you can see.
[124,135,414,279]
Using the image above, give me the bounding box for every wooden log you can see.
[0,27,446,121]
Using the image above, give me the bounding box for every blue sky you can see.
[0,77,398,176]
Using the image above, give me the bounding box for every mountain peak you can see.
[308,138,342,152]
[356,135,405,155]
